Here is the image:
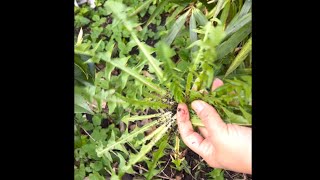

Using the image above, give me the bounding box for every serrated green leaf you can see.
[130,33,164,81]
[221,106,249,124]
[156,42,184,102]
[96,119,160,157]
[125,118,173,170]
[102,58,166,96]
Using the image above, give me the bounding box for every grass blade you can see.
[213,0,226,19]
[225,12,251,37]
[189,12,197,52]
[220,0,231,26]
[216,22,251,59]
[225,37,252,77]
[238,0,252,18]
[164,9,190,45]
[227,0,251,29]
[221,107,250,125]
[193,8,208,26]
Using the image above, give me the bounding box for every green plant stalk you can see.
[192,23,211,70]
[188,23,212,91]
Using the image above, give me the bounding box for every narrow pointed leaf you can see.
[164,9,190,45]
[225,37,252,77]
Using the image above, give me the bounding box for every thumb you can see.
[191,100,227,138]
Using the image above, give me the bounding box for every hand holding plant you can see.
[177,78,252,174]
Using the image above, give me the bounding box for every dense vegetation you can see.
[75,0,252,179]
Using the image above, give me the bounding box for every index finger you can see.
[211,78,224,91]
[176,103,213,157]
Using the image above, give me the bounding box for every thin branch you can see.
[225,170,233,180]
[192,158,204,171]
[80,127,96,142]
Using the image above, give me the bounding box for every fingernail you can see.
[192,101,204,113]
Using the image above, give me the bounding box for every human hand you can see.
[176,78,252,174]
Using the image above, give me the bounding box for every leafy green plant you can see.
[75,0,252,179]
[207,168,225,180]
